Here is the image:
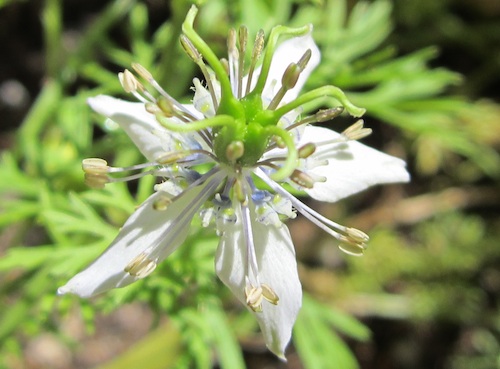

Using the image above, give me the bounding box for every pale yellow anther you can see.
[290,169,315,189]
[156,152,186,165]
[124,252,157,278]
[342,120,372,141]
[156,96,176,117]
[345,227,370,243]
[119,69,139,93]
[252,30,265,61]
[261,283,279,305]
[84,173,109,189]
[82,158,109,175]
[338,242,365,257]
[245,285,264,313]
[131,62,153,81]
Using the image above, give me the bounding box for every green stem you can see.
[252,24,311,96]
[182,6,233,101]
[273,85,366,118]
[265,126,297,181]
[156,114,235,132]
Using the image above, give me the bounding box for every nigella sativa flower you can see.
[58,6,409,358]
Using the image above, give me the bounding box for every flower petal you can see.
[58,175,222,298]
[264,29,320,104]
[215,210,301,359]
[302,126,410,202]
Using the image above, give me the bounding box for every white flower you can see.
[58,6,409,359]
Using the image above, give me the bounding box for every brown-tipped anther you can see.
[131,63,153,81]
[226,141,245,162]
[124,253,157,278]
[238,25,248,53]
[342,120,372,141]
[298,142,316,159]
[281,63,301,90]
[290,169,315,189]
[297,49,312,70]
[119,69,139,93]
[316,107,344,123]
[180,34,202,62]
[82,158,109,175]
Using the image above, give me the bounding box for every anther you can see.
[298,143,316,159]
[246,29,265,95]
[226,141,245,162]
[261,283,279,305]
[82,158,109,175]
[156,152,187,165]
[237,26,248,98]
[84,173,110,189]
[245,285,264,313]
[180,34,202,63]
[131,62,153,81]
[119,69,139,93]
[124,252,157,278]
[290,169,315,189]
[338,242,365,257]
[341,120,372,141]
[281,63,301,90]
[315,107,344,122]
[220,58,229,75]
[345,227,370,243]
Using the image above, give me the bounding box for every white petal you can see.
[302,126,410,202]
[88,95,169,161]
[58,175,221,297]
[263,29,320,104]
[215,211,301,359]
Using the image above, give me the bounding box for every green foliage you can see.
[1,0,499,368]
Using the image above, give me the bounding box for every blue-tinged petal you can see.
[58,174,222,298]
[215,210,301,359]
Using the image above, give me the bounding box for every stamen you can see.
[267,49,312,111]
[246,29,265,96]
[183,7,234,102]
[119,69,140,93]
[124,252,157,278]
[290,169,315,189]
[227,28,239,97]
[261,283,279,305]
[341,120,372,141]
[245,284,263,312]
[273,86,366,125]
[298,143,316,159]
[237,25,248,98]
[286,107,344,132]
[180,35,219,111]
[82,158,109,175]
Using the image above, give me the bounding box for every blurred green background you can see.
[0,0,499,368]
